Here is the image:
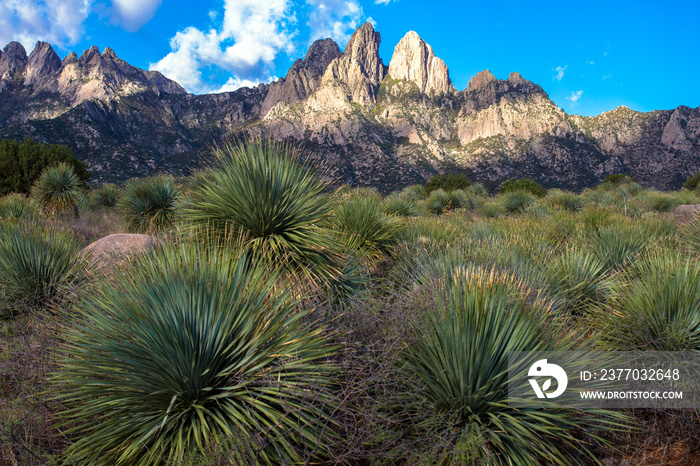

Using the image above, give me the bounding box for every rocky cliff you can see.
[1,26,698,191]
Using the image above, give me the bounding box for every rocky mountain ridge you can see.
[1,25,698,192]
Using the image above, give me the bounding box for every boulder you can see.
[80,233,157,269]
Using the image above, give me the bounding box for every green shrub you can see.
[0,137,89,196]
[0,193,39,221]
[384,193,420,217]
[425,189,451,215]
[465,182,487,197]
[480,202,504,218]
[586,224,653,272]
[547,191,583,212]
[683,171,700,191]
[499,177,547,197]
[32,163,82,217]
[119,176,181,233]
[0,221,84,315]
[642,192,680,212]
[183,140,342,285]
[501,190,536,213]
[331,194,404,260]
[401,264,625,464]
[598,253,700,351]
[425,173,470,195]
[91,183,120,208]
[54,242,339,465]
[399,184,426,200]
[544,249,612,316]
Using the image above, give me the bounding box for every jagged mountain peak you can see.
[0,42,28,80]
[388,30,453,95]
[320,22,385,108]
[260,37,342,116]
[467,70,497,91]
[25,41,62,86]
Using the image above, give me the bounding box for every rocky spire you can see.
[261,38,342,116]
[24,41,62,86]
[0,42,28,80]
[387,31,453,95]
[321,22,385,107]
[467,69,497,91]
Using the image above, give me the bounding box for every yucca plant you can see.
[401,264,626,464]
[597,252,700,351]
[32,162,82,218]
[585,223,653,272]
[384,193,420,217]
[119,175,181,232]
[425,189,451,215]
[543,248,612,316]
[0,193,40,220]
[501,190,536,213]
[0,220,84,315]
[331,193,404,262]
[183,140,342,285]
[91,183,120,208]
[54,241,340,465]
[547,191,583,212]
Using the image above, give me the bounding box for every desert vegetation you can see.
[2,144,700,464]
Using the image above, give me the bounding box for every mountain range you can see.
[1,23,698,192]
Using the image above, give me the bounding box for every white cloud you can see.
[0,0,90,49]
[374,0,396,4]
[602,74,611,80]
[567,90,583,103]
[305,0,365,46]
[218,75,275,92]
[109,0,163,32]
[150,0,295,94]
[366,16,377,28]
[553,65,567,81]
[587,60,595,65]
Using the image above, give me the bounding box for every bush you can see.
[0,137,89,196]
[0,221,84,315]
[331,193,404,261]
[400,184,427,200]
[425,189,451,215]
[401,264,625,464]
[465,182,487,197]
[683,171,700,191]
[91,183,120,208]
[424,173,470,196]
[598,253,700,351]
[54,242,339,465]
[384,193,420,217]
[0,193,40,221]
[119,175,181,233]
[547,191,583,212]
[501,190,536,213]
[183,140,342,285]
[499,177,547,197]
[544,248,612,316]
[32,163,82,218]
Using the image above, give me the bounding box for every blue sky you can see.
[2,0,699,116]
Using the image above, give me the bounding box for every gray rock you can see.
[24,41,62,86]
[80,233,157,269]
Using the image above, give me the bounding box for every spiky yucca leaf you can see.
[0,221,84,314]
[119,176,181,232]
[32,162,81,216]
[544,248,613,316]
[0,193,40,220]
[331,193,404,261]
[54,241,340,465]
[183,140,342,285]
[597,252,700,351]
[91,183,120,208]
[401,264,627,464]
